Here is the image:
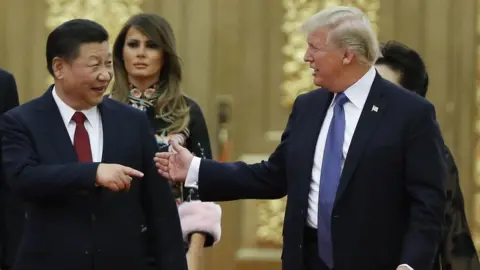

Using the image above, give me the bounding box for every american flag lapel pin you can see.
[371,105,378,112]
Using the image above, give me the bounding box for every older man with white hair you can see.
[154,6,446,270]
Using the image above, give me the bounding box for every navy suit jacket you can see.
[0,87,187,270]
[198,74,446,270]
[0,69,20,267]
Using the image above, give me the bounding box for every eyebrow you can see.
[88,54,112,61]
[88,55,101,61]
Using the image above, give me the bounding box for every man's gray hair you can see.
[301,6,381,65]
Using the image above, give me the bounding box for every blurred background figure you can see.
[0,68,20,270]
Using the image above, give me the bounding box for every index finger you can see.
[122,166,144,178]
[154,152,173,159]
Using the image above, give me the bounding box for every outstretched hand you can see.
[154,140,194,182]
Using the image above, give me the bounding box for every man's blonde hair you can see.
[301,6,381,65]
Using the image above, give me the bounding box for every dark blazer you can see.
[142,96,214,246]
[0,87,187,270]
[197,74,446,270]
[0,69,20,268]
[434,147,480,270]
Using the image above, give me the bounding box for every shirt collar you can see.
[51,85,99,127]
[333,66,376,109]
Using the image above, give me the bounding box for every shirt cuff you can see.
[399,264,413,270]
[185,157,201,189]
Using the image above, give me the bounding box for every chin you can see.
[313,77,324,87]
[90,97,103,105]
[131,70,156,80]
[87,93,105,105]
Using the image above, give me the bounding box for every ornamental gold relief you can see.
[256,0,380,246]
[473,0,480,251]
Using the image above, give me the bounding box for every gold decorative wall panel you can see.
[46,0,142,39]
[257,0,380,246]
[474,0,480,249]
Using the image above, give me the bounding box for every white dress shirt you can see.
[306,67,375,228]
[52,86,103,162]
[184,67,412,269]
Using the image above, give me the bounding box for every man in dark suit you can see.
[155,6,446,270]
[376,40,480,270]
[0,69,20,270]
[0,19,187,270]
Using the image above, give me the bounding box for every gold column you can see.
[474,0,480,250]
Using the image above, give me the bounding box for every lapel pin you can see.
[371,105,378,112]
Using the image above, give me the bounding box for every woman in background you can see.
[376,40,479,270]
[111,13,221,270]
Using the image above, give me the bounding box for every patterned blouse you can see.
[433,146,480,270]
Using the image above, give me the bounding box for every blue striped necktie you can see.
[317,92,348,268]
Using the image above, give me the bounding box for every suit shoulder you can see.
[293,88,324,103]
[4,96,43,119]
[383,79,433,110]
[102,96,144,117]
[102,97,148,126]
[0,68,14,81]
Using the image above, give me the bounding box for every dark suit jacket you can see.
[197,74,446,270]
[0,87,187,270]
[0,69,20,267]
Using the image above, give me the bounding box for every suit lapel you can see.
[334,76,388,205]
[36,87,78,162]
[98,98,117,163]
[298,90,334,187]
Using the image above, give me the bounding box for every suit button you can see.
[333,215,339,219]
[299,244,303,249]
[85,251,89,255]
[91,214,96,221]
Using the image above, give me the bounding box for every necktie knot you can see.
[334,92,349,107]
[72,112,87,124]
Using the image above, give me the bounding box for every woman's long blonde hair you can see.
[111,13,189,134]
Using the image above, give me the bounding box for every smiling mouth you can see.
[91,87,106,92]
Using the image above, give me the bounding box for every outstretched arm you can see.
[184,98,300,202]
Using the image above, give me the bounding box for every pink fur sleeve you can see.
[178,201,222,245]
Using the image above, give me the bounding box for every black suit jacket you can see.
[197,74,446,270]
[0,69,20,267]
[0,87,187,270]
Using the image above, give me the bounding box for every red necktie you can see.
[72,112,93,162]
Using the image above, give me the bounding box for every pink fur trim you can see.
[178,201,222,245]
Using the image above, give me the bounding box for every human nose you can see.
[97,67,112,82]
